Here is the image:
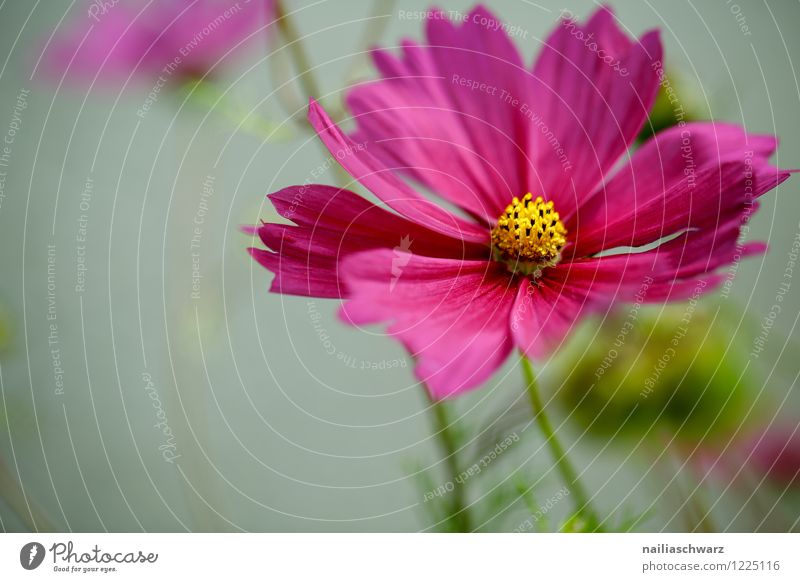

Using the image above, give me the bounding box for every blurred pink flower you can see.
[249,5,791,399]
[748,425,800,486]
[40,0,275,85]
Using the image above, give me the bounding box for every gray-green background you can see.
[0,0,799,531]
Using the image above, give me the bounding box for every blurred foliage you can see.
[747,425,800,487]
[0,302,11,354]
[177,78,294,141]
[556,305,757,446]
[637,67,705,143]
[0,302,11,436]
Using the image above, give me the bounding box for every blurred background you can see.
[0,0,799,532]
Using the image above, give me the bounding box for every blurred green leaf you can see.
[178,79,294,141]
[555,304,758,447]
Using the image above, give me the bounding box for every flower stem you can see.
[426,394,472,532]
[179,78,293,141]
[274,0,322,101]
[272,0,352,189]
[520,355,601,529]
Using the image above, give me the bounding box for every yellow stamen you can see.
[491,193,567,275]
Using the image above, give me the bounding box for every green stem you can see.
[520,355,601,529]
[179,79,293,141]
[426,394,472,532]
[272,0,352,189]
[274,0,322,101]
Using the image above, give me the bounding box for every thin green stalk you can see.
[340,0,397,89]
[426,394,472,532]
[274,0,322,101]
[272,0,351,189]
[179,79,293,141]
[520,355,601,529]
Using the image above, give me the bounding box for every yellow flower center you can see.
[491,193,567,275]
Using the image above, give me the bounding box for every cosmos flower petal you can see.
[249,184,486,298]
[40,0,272,85]
[511,277,600,359]
[530,7,662,216]
[308,100,490,243]
[513,208,766,357]
[569,122,781,254]
[40,6,154,83]
[536,217,767,325]
[568,125,791,257]
[347,5,533,222]
[339,250,518,399]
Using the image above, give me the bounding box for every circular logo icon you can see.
[20,542,46,570]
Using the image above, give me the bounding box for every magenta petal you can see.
[308,100,489,244]
[40,6,154,83]
[535,218,766,325]
[528,7,662,216]
[512,210,763,358]
[40,0,271,85]
[348,6,533,222]
[574,162,782,256]
[568,125,790,257]
[249,184,486,298]
[151,0,272,74]
[547,242,732,310]
[572,225,766,290]
[511,277,598,359]
[570,122,783,256]
[339,250,517,399]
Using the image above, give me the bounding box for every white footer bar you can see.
[1,533,796,581]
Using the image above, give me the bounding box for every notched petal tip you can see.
[247,246,276,271]
[336,301,363,327]
[306,97,331,129]
[742,241,769,256]
[468,4,499,21]
[586,4,616,24]
[639,28,663,49]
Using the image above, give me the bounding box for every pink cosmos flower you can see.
[249,5,791,399]
[40,0,274,85]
